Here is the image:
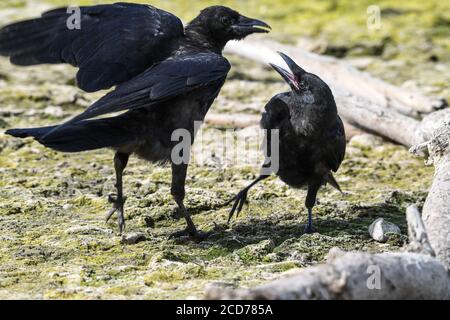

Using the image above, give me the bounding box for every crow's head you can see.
[269,52,334,107]
[269,52,337,135]
[189,6,270,45]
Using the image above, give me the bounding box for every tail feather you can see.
[6,126,54,139]
[6,117,138,153]
[325,172,343,194]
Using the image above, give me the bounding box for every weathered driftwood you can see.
[205,206,449,300]
[406,205,436,256]
[414,109,450,154]
[206,251,447,300]
[411,121,450,268]
[225,39,446,116]
[423,154,450,268]
[334,92,420,147]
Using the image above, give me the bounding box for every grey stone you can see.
[121,232,147,245]
[369,218,401,242]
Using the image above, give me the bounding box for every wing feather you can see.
[0,2,184,92]
[43,53,231,137]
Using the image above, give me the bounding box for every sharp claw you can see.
[236,193,247,219]
[105,207,117,223]
[227,190,248,223]
[303,224,316,234]
[227,195,239,223]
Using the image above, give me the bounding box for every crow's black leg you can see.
[105,152,129,234]
[304,183,321,234]
[169,163,209,241]
[228,175,269,223]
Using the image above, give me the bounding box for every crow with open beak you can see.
[228,52,346,233]
[2,3,270,240]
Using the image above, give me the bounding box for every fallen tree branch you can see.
[206,205,448,300]
[406,205,435,256]
[415,109,450,151]
[334,92,420,147]
[225,39,446,116]
[411,121,450,268]
[206,251,447,300]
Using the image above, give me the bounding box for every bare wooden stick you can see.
[406,205,435,256]
[225,39,446,115]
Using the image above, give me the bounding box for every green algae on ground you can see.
[0,123,433,298]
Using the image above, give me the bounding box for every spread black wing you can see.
[324,116,346,172]
[45,52,231,136]
[0,2,184,92]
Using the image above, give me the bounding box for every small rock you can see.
[121,232,146,245]
[62,204,73,211]
[368,218,401,242]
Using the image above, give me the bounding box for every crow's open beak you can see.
[269,63,299,90]
[233,15,271,34]
[269,52,305,90]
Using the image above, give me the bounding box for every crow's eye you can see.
[221,16,233,25]
[299,81,307,90]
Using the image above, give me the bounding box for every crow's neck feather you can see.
[184,24,227,54]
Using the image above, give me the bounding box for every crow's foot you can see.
[303,224,316,234]
[227,189,249,223]
[105,195,127,234]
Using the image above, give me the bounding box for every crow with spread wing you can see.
[2,3,270,239]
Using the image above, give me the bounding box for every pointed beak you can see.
[232,15,271,34]
[269,52,305,90]
[277,52,306,75]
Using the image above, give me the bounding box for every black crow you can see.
[2,3,270,239]
[228,52,346,233]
